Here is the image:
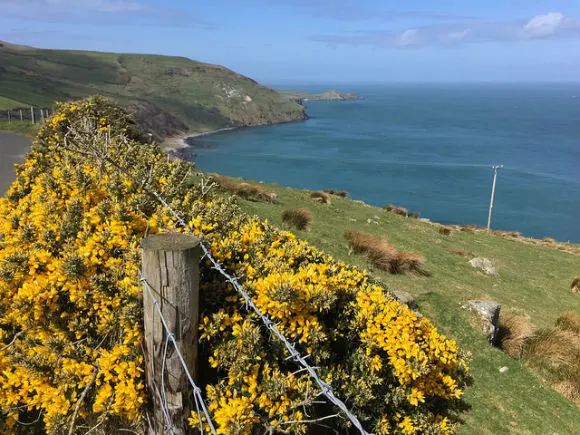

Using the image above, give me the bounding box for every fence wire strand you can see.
[144,189,375,435]
[59,128,374,435]
[140,277,218,435]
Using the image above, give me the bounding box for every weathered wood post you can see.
[30,106,35,124]
[141,233,201,435]
[19,109,23,121]
[7,111,11,124]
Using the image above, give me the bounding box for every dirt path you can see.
[0,132,31,195]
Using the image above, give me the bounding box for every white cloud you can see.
[394,29,420,47]
[311,11,580,49]
[445,29,471,42]
[521,12,565,38]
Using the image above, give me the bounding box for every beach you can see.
[0,132,31,194]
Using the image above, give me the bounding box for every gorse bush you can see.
[0,97,470,435]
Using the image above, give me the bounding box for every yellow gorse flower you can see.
[0,97,469,435]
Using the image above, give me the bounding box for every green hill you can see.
[210,174,580,434]
[0,41,306,140]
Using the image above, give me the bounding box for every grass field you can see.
[213,175,580,435]
[0,120,39,137]
[0,41,306,140]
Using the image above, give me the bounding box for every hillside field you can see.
[215,174,580,435]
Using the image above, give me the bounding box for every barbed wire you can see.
[145,190,375,435]
[140,277,218,435]
[59,125,375,435]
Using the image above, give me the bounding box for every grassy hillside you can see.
[212,175,580,435]
[0,41,306,139]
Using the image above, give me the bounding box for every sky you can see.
[0,0,579,84]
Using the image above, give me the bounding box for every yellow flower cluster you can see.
[0,98,469,435]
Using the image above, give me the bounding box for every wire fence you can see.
[139,276,218,435]
[143,188,375,435]
[61,123,376,435]
[0,107,51,123]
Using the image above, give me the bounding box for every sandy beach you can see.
[0,132,31,195]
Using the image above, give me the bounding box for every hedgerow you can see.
[0,97,470,435]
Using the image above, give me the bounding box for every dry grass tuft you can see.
[383,204,409,217]
[555,312,580,333]
[344,230,424,275]
[310,191,331,204]
[439,226,452,236]
[497,311,535,359]
[542,237,556,244]
[493,230,521,238]
[522,328,580,375]
[323,189,348,198]
[553,380,580,405]
[282,208,312,232]
[212,175,275,202]
[449,248,475,259]
[571,277,580,294]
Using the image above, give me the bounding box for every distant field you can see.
[213,174,580,435]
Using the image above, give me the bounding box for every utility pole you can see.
[487,165,503,231]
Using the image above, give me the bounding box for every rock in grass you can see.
[391,291,417,308]
[469,257,498,276]
[463,300,501,344]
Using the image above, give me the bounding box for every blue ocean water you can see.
[181,83,580,242]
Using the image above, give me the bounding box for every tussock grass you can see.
[522,327,580,403]
[497,311,534,359]
[310,191,331,204]
[323,189,348,198]
[449,248,475,259]
[555,311,580,333]
[438,226,452,236]
[384,204,409,217]
[212,175,275,202]
[571,277,580,294]
[344,229,424,275]
[523,329,580,371]
[282,208,312,232]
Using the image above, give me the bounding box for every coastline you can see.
[163,116,311,153]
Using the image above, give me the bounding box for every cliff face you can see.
[0,42,307,139]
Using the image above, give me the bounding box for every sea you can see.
[179,83,580,243]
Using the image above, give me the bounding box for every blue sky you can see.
[1,0,579,84]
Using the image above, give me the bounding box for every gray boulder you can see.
[469,257,498,276]
[391,291,417,308]
[463,300,501,344]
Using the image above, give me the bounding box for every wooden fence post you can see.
[30,106,35,124]
[19,109,23,121]
[141,233,201,435]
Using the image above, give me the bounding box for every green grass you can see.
[214,175,580,435]
[0,41,306,140]
[0,120,39,136]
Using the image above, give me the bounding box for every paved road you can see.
[0,132,31,195]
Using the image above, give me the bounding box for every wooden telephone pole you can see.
[487,165,503,231]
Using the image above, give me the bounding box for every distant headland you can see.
[279,89,364,103]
